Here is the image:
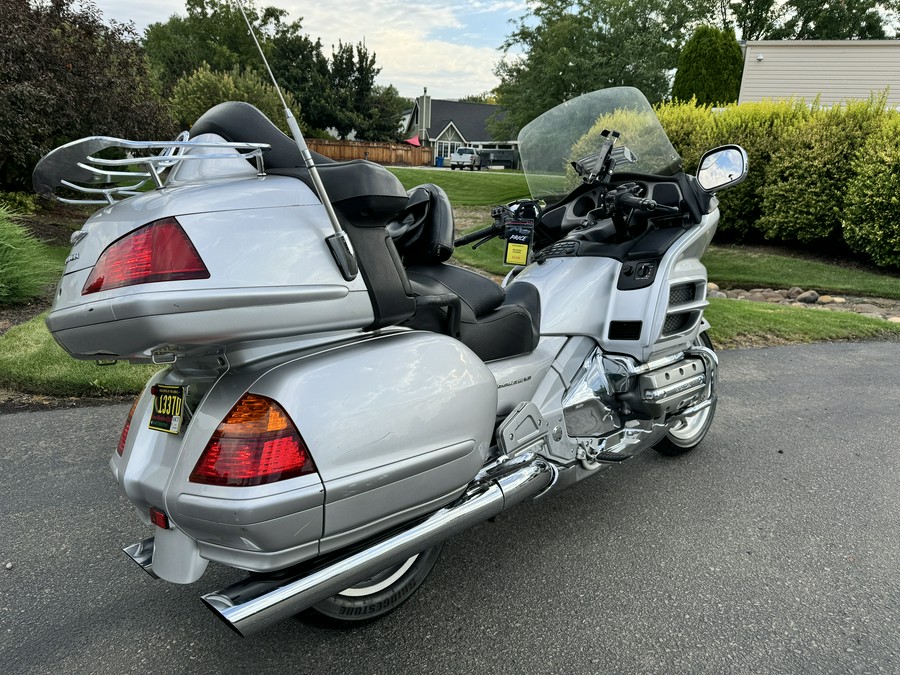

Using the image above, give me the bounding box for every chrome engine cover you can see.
[638,356,707,417]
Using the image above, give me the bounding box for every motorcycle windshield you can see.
[517,87,682,202]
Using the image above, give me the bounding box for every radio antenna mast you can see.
[233,0,357,281]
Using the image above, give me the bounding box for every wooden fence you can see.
[306,139,433,166]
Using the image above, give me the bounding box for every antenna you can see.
[232,0,357,281]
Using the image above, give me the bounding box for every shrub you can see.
[0,0,176,189]
[0,192,39,214]
[0,206,57,305]
[672,26,744,107]
[843,112,900,268]
[655,99,717,173]
[709,99,811,238]
[759,95,886,244]
[170,63,302,134]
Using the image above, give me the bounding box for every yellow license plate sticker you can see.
[149,384,185,434]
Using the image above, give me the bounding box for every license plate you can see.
[149,384,185,434]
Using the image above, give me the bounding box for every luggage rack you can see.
[32,132,271,205]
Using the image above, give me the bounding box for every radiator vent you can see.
[609,321,643,341]
[669,284,696,306]
[662,311,698,336]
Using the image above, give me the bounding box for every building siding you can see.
[739,41,900,106]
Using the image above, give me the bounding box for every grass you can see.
[0,313,158,397]
[387,167,529,206]
[704,298,900,348]
[705,245,900,299]
[0,206,60,305]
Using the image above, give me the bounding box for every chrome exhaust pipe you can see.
[123,538,159,579]
[201,455,554,637]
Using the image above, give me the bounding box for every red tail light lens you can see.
[82,217,209,295]
[190,394,316,487]
[117,396,140,456]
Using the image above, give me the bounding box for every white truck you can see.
[449,147,483,170]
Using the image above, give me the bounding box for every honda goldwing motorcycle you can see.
[34,86,747,636]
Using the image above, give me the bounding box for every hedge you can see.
[759,95,886,244]
[656,97,899,269]
[843,112,900,268]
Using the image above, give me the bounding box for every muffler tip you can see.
[202,593,235,612]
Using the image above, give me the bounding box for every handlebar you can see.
[617,191,681,215]
[455,225,497,247]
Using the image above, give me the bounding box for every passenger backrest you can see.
[387,183,455,265]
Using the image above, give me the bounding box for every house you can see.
[402,90,518,168]
[739,40,900,106]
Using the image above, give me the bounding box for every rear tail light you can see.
[190,394,316,487]
[82,217,209,295]
[117,396,140,456]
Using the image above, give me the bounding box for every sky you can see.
[89,0,529,99]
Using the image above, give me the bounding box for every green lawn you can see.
[705,245,900,299]
[0,313,158,397]
[388,167,529,206]
[704,298,900,348]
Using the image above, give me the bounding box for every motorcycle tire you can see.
[653,331,717,456]
[308,545,443,626]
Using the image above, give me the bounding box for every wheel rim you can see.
[666,404,713,447]
[336,554,420,597]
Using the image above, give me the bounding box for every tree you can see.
[169,63,300,132]
[672,26,743,105]
[459,92,497,104]
[145,2,400,141]
[730,0,783,40]
[144,0,295,94]
[269,31,332,131]
[491,0,717,139]
[771,1,896,39]
[355,85,408,142]
[0,0,176,189]
[730,0,899,40]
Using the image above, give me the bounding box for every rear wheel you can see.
[653,332,716,456]
[309,545,443,625]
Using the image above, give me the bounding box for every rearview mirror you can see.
[696,145,748,193]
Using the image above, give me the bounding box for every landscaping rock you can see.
[787,287,804,299]
[708,290,727,299]
[707,282,720,292]
[818,295,835,305]
[853,304,882,316]
[796,290,820,304]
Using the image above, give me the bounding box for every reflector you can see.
[117,396,140,456]
[149,507,169,530]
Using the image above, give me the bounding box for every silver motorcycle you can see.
[34,86,747,636]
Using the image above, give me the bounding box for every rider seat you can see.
[388,184,541,362]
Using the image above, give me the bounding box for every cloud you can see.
[91,0,523,98]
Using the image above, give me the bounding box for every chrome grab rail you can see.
[33,132,271,206]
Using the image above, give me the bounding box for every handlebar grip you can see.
[619,193,657,211]
[455,226,495,246]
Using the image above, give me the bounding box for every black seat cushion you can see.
[407,264,505,319]
[406,264,540,362]
[190,101,408,224]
